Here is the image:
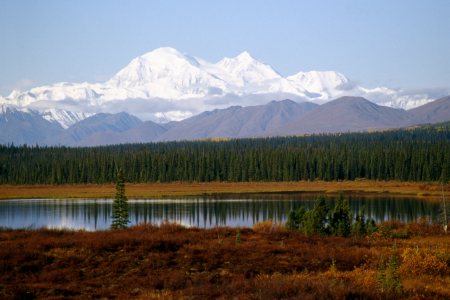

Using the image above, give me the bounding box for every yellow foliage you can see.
[252,220,284,233]
[350,266,378,289]
[139,289,174,299]
[400,247,449,276]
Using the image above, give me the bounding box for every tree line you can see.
[0,125,449,184]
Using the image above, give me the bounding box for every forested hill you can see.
[1,124,449,184]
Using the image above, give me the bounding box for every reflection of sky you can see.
[0,195,441,231]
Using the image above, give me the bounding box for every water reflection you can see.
[0,194,441,230]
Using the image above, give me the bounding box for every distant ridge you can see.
[409,96,450,125]
[1,96,450,146]
[45,112,143,146]
[157,100,317,141]
[77,121,167,147]
[277,96,413,135]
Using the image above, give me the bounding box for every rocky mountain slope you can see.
[2,96,449,146]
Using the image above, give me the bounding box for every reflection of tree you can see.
[124,196,437,227]
[0,194,442,230]
[111,170,129,229]
[441,182,448,233]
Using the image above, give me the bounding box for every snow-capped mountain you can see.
[0,47,439,125]
[287,71,349,96]
[214,51,283,87]
[0,106,64,145]
[40,109,95,129]
[1,105,91,129]
[106,47,228,99]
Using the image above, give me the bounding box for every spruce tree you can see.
[304,197,330,235]
[111,169,129,229]
[352,208,368,236]
[286,207,306,231]
[330,194,352,237]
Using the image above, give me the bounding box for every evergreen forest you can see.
[1,124,449,184]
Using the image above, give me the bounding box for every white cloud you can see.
[154,110,193,122]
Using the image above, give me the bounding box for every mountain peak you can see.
[217,51,258,66]
[140,47,191,61]
[135,47,199,67]
[332,96,371,103]
[107,47,203,90]
[235,51,254,61]
[216,51,280,84]
[146,46,181,55]
[287,70,349,94]
[288,70,348,84]
[325,96,379,109]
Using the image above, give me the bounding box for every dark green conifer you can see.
[111,169,129,229]
[330,194,352,237]
[304,197,329,235]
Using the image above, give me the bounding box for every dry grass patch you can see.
[1,180,449,200]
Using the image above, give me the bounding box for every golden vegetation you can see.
[0,180,448,200]
[0,221,448,299]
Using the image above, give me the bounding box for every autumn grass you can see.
[0,221,448,299]
[0,180,449,200]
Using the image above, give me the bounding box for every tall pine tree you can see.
[111,169,129,229]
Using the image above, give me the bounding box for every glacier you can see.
[0,47,437,126]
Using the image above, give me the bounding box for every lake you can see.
[0,193,441,230]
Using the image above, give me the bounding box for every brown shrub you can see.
[0,223,448,299]
[400,246,449,276]
[252,220,285,233]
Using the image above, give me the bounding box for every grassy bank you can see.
[0,222,448,299]
[0,180,449,200]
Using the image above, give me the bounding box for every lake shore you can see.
[0,180,448,200]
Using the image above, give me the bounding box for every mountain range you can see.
[1,96,449,146]
[1,47,448,146]
[0,47,442,128]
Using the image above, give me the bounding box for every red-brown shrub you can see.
[0,222,448,299]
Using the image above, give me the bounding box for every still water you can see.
[0,193,441,231]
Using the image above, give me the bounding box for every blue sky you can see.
[0,0,449,96]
